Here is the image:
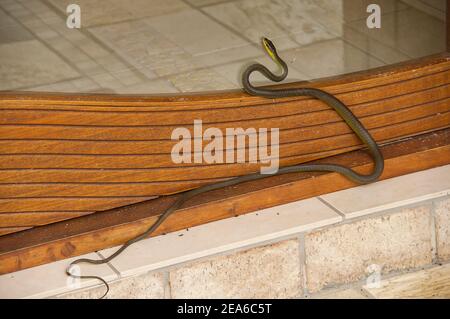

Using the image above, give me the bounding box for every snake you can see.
[67,38,384,298]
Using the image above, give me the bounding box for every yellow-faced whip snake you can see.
[67,38,384,298]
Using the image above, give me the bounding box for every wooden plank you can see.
[0,227,31,236]
[0,211,93,228]
[1,85,447,141]
[1,113,448,184]
[1,71,447,127]
[0,129,449,275]
[2,99,448,155]
[0,53,449,232]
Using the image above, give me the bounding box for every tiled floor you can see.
[0,0,446,94]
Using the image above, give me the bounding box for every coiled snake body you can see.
[67,38,384,298]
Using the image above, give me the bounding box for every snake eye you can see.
[262,37,277,55]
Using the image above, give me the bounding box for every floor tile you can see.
[203,0,336,46]
[281,38,384,79]
[43,36,92,65]
[146,9,259,63]
[26,77,102,93]
[363,263,450,298]
[321,165,450,219]
[109,69,144,87]
[1,0,439,94]
[113,79,179,94]
[191,43,262,69]
[315,0,409,22]
[90,19,190,78]
[48,0,189,27]
[342,25,411,65]
[0,39,79,90]
[168,68,237,92]
[346,7,446,59]
[101,197,341,277]
[425,0,447,11]
[0,253,117,299]
[401,0,446,21]
[0,8,33,43]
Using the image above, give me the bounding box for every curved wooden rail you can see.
[0,54,449,233]
[1,128,449,274]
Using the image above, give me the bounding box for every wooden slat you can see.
[1,54,448,110]
[0,211,93,227]
[0,97,450,155]
[1,113,449,184]
[0,53,449,233]
[0,129,449,275]
[0,197,156,213]
[0,227,31,236]
[1,71,448,128]
[0,84,447,141]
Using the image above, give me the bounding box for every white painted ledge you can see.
[0,253,117,299]
[99,197,341,277]
[321,165,450,219]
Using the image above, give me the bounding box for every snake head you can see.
[262,37,278,61]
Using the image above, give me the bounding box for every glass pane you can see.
[0,0,446,93]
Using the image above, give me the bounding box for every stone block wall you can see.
[58,196,450,299]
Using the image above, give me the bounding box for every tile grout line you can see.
[295,195,449,248]
[0,3,89,89]
[430,199,439,264]
[197,0,241,8]
[339,35,392,65]
[0,1,110,90]
[317,196,346,219]
[186,0,349,70]
[38,0,154,87]
[162,270,172,299]
[296,233,309,298]
[181,0,262,51]
[8,76,83,92]
[344,4,445,60]
[315,186,450,231]
[44,0,249,92]
[400,0,446,20]
[96,251,122,279]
